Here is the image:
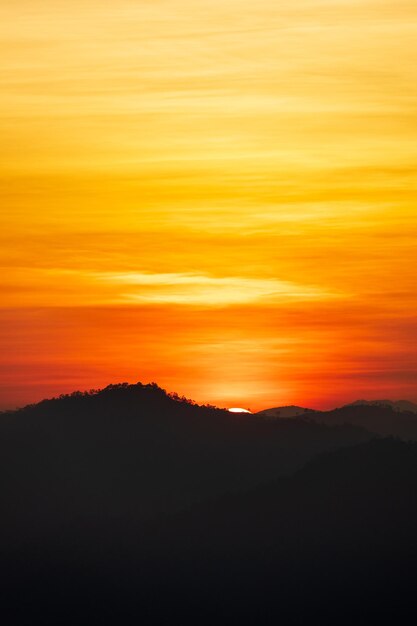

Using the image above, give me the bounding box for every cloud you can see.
[93,271,338,306]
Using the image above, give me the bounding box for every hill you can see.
[346,398,417,413]
[140,438,417,624]
[306,403,417,439]
[0,382,372,538]
[2,437,417,625]
[258,400,417,439]
[256,404,314,418]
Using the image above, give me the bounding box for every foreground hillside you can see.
[138,438,417,624]
[2,438,417,625]
[0,382,372,534]
[3,382,415,624]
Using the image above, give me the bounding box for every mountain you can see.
[305,403,417,439]
[134,438,417,624]
[3,437,417,625]
[258,400,417,439]
[6,382,417,624]
[256,404,315,418]
[345,399,417,413]
[0,383,372,538]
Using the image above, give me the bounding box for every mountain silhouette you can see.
[346,398,417,413]
[256,404,313,418]
[0,383,372,535]
[306,403,417,439]
[2,383,415,624]
[259,400,417,439]
[133,438,417,625]
[2,436,417,625]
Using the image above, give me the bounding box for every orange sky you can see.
[1,1,417,410]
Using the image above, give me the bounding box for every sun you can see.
[228,407,252,414]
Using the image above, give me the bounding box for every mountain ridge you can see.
[256,405,314,418]
[345,398,417,413]
[257,399,417,439]
[0,381,373,533]
[2,381,417,624]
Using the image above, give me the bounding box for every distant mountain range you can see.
[256,399,417,439]
[346,399,417,413]
[256,405,313,418]
[257,398,417,417]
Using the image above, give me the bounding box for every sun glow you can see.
[0,1,416,411]
[228,408,252,414]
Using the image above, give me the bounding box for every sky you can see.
[1,0,417,410]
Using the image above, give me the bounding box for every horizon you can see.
[2,379,417,414]
[1,1,416,411]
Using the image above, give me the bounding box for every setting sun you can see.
[2,4,417,619]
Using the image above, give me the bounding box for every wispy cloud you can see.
[93,271,337,306]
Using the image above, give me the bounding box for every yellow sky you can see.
[1,1,416,410]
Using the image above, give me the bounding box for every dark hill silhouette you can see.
[0,382,372,539]
[346,398,417,413]
[258,401,417,439]
[135,438,417,624]
[256,404,313,418]
[305,403,417,439]
[2,437,417,625]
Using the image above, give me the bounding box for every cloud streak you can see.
[93,271,337,306]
